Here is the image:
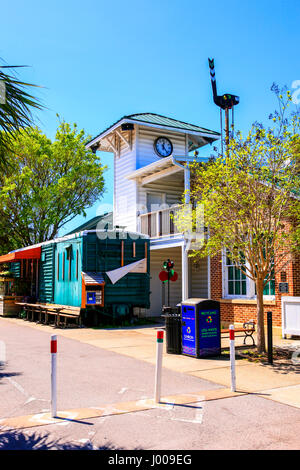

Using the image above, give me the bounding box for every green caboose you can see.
[4,225,150,323]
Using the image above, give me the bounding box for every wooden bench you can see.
[56,306,82,328]
[16,303,43,322]
[39,304,81,328]
[221,321,256,345]
[16,302,82,328]
[41,305,63,326]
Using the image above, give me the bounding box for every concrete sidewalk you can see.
[3,316,300,410]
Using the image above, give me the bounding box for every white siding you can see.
[189,256,208,299]
[113,124,187,231]
[147,247,182,316]
[146,248,209,316]
[136,126,186,218]
[114,129,137,231]
[137,126,186,169]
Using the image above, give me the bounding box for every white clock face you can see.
[154,137,173,157]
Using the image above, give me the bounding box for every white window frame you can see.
[222,250,275,301]
[222,250,252,299]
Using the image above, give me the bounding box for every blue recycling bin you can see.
[181,298,221,358]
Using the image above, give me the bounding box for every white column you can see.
[229,325,236,392]
[154,329,164,403]
[182,243,189,301]
[184,165,190,204]
[184,134,190,205]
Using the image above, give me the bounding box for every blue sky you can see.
[1,0,299,235]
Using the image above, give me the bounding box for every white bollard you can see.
[229,325,236,392]
[51,335,57,417]
[154,329,164,403]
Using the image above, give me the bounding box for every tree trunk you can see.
[256,278,266,353]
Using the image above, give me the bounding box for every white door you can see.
[282,297,300,336]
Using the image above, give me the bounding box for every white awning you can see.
[82,272,105,285]
[126,156,183,185]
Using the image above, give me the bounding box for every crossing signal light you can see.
[163,259,174,271]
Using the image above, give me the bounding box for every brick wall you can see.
[210,254,222,299]
[210,249,300,328]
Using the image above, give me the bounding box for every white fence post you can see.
[51,335,57,417]
[229,325,236,392]
[154,329,164,403]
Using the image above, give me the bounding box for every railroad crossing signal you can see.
[208,58,239,110]
[208,57,239,154]
[161,259,177,281]
[159,259,178,307]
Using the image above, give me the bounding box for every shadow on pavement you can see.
[0,362,22,382]
[0,429,123,450]
[260,361,300,375]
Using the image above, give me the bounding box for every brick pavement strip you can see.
[0,388,246,431]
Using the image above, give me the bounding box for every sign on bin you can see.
[198,309,220,357]
[181,299,221,358]
[182,306,197,357]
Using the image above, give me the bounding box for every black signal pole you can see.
[208,58,239,157]
[267,311,273,364]
[225,107,229,153]
[163,259,174,307]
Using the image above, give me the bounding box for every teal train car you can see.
[4,225,150,323]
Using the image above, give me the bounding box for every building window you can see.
[255,271,275,297]
[225,252,247,296]
[223,250,275,300]
[264,278,275,296]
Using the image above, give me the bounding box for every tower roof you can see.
[86,112,220,150]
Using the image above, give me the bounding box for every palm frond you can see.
[0,65,45,162]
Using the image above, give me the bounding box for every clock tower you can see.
[86,112,219,233]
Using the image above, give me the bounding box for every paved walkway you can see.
[2,316,300,412]
[1,316,300,449]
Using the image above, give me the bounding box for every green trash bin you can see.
[162,307,182,354]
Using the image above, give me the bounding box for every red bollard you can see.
[51,335,57,417]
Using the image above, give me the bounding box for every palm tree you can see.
[0,64,44,163]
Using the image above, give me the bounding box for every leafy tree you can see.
[0,121,106,250]
[177,88,300,353]
[0,65,43,160]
